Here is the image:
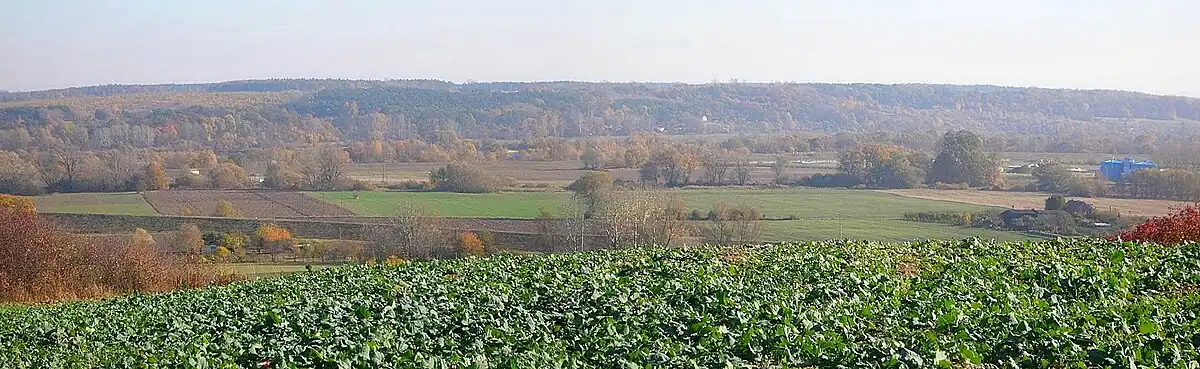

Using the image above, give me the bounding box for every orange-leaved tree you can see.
[1112,204,1200,245]
[457,231,486,257]
[256,223,295,260]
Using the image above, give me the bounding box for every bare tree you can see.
[732,160,752,185]
[101,151,144,191]
[701,150,731,185]
[303,146,350,191]
[594,190,692,248]
[37,148,94,192]
[364,205,450,260]
[771,155,789,184]
[701,202,764,246]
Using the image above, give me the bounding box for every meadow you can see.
[313,188,1030,241]
[316,188,994,219]
[29,188,1035,242]
[3,239,1197,367]
[30,192,159,216]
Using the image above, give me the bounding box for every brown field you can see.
[143,190,355,217]
[880,189,1193,218]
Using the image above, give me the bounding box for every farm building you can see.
[1099,158,1157,181]
[1064,200,1095,216]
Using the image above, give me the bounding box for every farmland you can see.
[318,188,993,219]
[2,239,1197,367]
[29,188,1034,242]
[31,192,159,216]
[315,188,1028,241]
[882,189,1192,218]
[143,190,356,217]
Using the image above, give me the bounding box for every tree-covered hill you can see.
[2,79,1198,152]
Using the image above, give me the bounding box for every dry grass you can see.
[880,189,1193,218]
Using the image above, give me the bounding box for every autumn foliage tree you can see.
[1112,205,1200,245]
[212,200,243,218]
[256,223,295,260]
[457,231,486,257]
[141,160,170,190]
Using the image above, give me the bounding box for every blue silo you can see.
[1098,157,1158,181]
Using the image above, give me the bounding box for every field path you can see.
[880,189,1193,218]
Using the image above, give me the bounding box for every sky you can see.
[1,0,1197,96]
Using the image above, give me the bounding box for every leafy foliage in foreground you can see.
[2,239,1199,368]
[1114,204,1200,245]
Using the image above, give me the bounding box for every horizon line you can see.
[3,77,1195,99]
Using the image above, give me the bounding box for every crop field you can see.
[318,188,1033,241]
[320,188,992,219]
[2,239,1197,367]
[31,192,159,216]
[144,190,355,217]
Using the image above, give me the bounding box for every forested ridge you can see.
[3,79,1200,154]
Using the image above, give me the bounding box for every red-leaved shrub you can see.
[1111,204,1200,245]
[0,207,227,303]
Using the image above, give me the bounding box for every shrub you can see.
[0,209,222,303]
[348,180,376,191]
[323,240,364,262]
[173,224,204,256]
[1112,205,1200,245]
[219,233,247,261]
[901,212,973,226]
[1045,196,1067,211]
[0,194,36,212]
[800,173,861,188]
[458,232,486,257]
[429,162,499,193]
[212,200,243,218]
[214,247,233,262]
[391,180,430,191]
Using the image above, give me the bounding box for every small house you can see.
[1063,200,1095,216]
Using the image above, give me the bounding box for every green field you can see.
[4,240,1197,367]
[315,188,1032,241]
[317,188,993,219]
[31,192,158,216]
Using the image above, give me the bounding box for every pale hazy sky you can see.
[2,0,1197,96]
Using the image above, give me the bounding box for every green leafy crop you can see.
[2,239,1199,368]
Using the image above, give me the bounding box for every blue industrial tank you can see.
[1098,157,1158,181]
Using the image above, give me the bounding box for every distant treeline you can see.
[2,80,1200,156]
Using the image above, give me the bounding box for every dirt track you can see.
[880,189,1192,218]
